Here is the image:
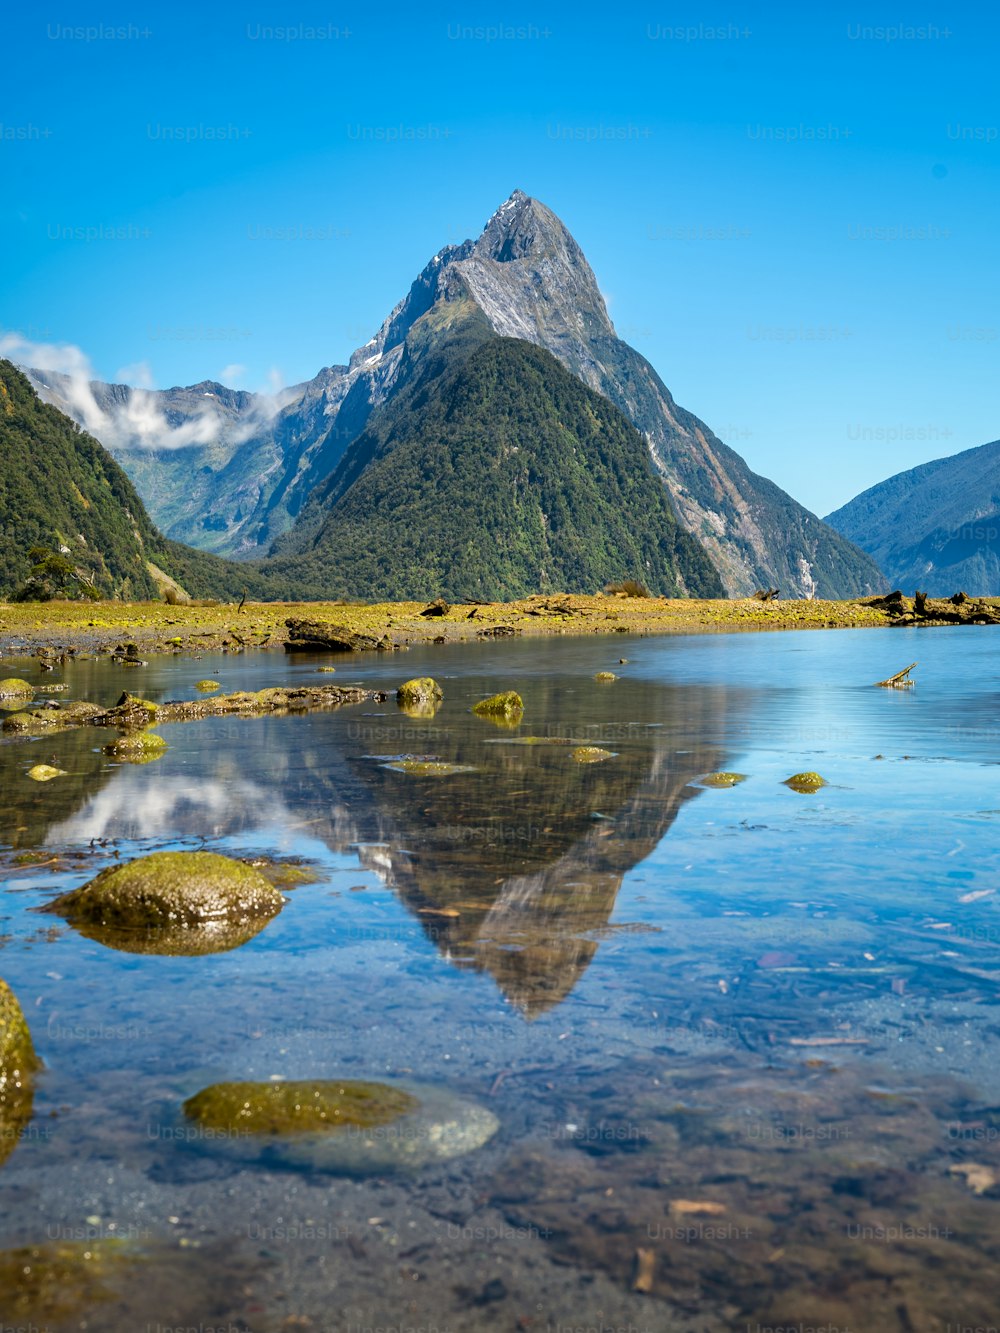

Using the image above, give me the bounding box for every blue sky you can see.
[3,2,998,515]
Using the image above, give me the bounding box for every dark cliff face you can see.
[826,438,1000,595]
[26,190,885,597]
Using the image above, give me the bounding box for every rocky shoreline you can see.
[2,590,997,661]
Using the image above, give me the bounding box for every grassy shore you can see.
[0,592,919,657]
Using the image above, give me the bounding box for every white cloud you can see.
[220,362,247,384]
[1,332,298,452]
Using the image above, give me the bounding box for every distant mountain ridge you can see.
[27,190,886,598]
[825,438,1000,595]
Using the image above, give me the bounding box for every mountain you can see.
[263,306,724,600]
[26,192,885,598]
[825,439,1000,595]
[0,360,279,602]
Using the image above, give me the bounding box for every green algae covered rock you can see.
[27,763,67,782]
[181,1079,499,1175]
[44,851,284,932]
[0,977,39,1168]
[0,1239,137,1322]
[594,672,617,682]
[194,679,220,692]
[0,679,33,699]
[698,771,747,788]
[102,731,168,764]
[472,690,523,719]
[396,677,443,707]
[571,746,615,764]
[382,759,476,777]
[783,771,827,793]
[184,1079,418,1135]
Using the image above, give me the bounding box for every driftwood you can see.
[875,662,916,689]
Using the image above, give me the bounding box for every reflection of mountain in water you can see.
[8,678,733,1012]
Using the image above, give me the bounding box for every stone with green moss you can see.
[27,764,67,782]
[194,679,220,692]
[102,731,168,764]
[181,1079,499,1174]
[44,851,284,933]
[698,772,747,788]
[0,977,39,1168]
[0,1239,138,1322]
[0,679,33,699]
[396,677,443,706]
[472,690,523,719]
[571,746,615,764]
[783,771,827,793]
[184,1079,418,1135]
[594,672,617,682]
[382,759,476,776]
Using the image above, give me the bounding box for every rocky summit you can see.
[26,192,884,599]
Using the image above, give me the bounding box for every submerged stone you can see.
[382,760,476,776]
[184,1079,418,1135]
[783,771,828,793]
[43,851,284,932]
[181,1080,499,1174]
[27,764,67,782]
[102,731,168,763]
[0,1239,137,1322]
[0,977,38,1169]
[0,679,33,699]
[571,746,615,764]
[698,772,748,788]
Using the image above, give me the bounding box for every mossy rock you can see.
[472,691,523,719]
[571,746,615,764]
[102,731,168,764]
[194,679,220,692]
[181,1080,499,1175]
[184,1079,418,1135]
[0,1239,138,1321]
[27,763,67,782]
[44,851,285,932]
[0,977,38,1169]
[783,771,827,793]
[0,679,33,699]
[698,771,747,788]
[382,760,476,776]
[318,666,337,673]
[594,672,617,682]
[485,736,575,746]
[396,677,443,707]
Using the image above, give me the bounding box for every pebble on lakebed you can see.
[0,976,39,1168]
[783,771,828,793]
[181,1079,500,1173]
[42,852,285,953]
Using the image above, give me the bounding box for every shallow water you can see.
[1,626,999,1331]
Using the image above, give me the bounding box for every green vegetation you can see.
[263,329,725,601]
[0,360,282,603]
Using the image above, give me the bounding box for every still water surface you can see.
[1,626,998,1330]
